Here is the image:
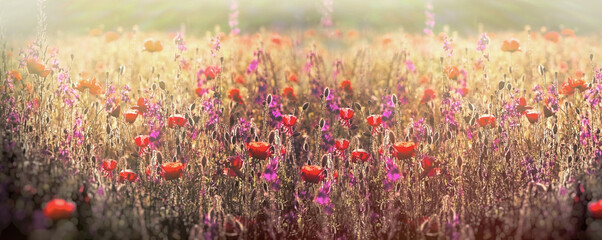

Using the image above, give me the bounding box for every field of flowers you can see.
[1,23,602,239]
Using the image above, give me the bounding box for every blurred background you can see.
[1,0,601,37]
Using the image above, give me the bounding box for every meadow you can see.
[1,20,602,239]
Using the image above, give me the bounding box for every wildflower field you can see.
[2,1,602,240]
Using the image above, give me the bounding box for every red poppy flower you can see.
[271,34,282,45]
[339,108,354,119]
[27,58,51,77]
[282,114,297,127]
[459,87,469,97]
[382,37,393,46]
[304,29,316,37]
[544,31,560,43]
[288,72,298,83]
[351,149,370,163]
[340,79,353,93]
[559,82,575,95]
[392,141,416,160]
[234,74,245,84]
[366,114,381,127]
[9,70,22,81]
[421,157,441,177]
[194,87,208,97]
[102,159,117,171]
[334,138,349,158]
[301,165,325,184]
[525,110,539,124]
[282,114,297,135]
[89,28,102,37]
[125,109,139,123]
[367,114,382,134]
[247,141,271,160]
[279,144,286,156]
[227,88,244,104]
[43,198,75,220]
[161,162,185,180]
[143,39,163,52]
[568,77,588,92]
[168,114,187,128]
[282,86,296,100]
[105,31,120,42]
[74,76,104,95]
[347,29,359,38]
[135,135,150,147]
[224,156,244,177]
[205,66,221,80]
[501,39,521,52]
[516,97,532,113]
[562,28,575,37]
[339,108,354,128]
[477,114,496,128]
[335,138,350,151]
[589,199,602,219]
[444,66,460,80]
[131,97,148,113]
[420,88,436,104]
[118,170,139,183]
[419,74,430,84]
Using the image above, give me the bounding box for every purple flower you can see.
[423,1,435,36]
[71,116,84,145]
[174,32,187,52]
[545,95,559,112]
[595,67,602,83]
[585,83,602,109]
[196,68,205,82]
[580,114,591,145]
[203,214,220,240]
[202,97,223,129]
[211,35,221,57]
[120,84,131,104]
[476,33,489,52]
[443,35,454,57]
[315,180,331,206]
[229,1,240,35]
[320,0,333,28]
[262,157,279,182]
[405,60,416,74]
[385,158,401,182]
[246,59,258,75]
[381,95,396,127]
[412,118,428,143]
[532,84,544,103]
[547,84,557,96]
[384,157,401,191]
[104,85,117,111]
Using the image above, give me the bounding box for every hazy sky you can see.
[1,0,601,37]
